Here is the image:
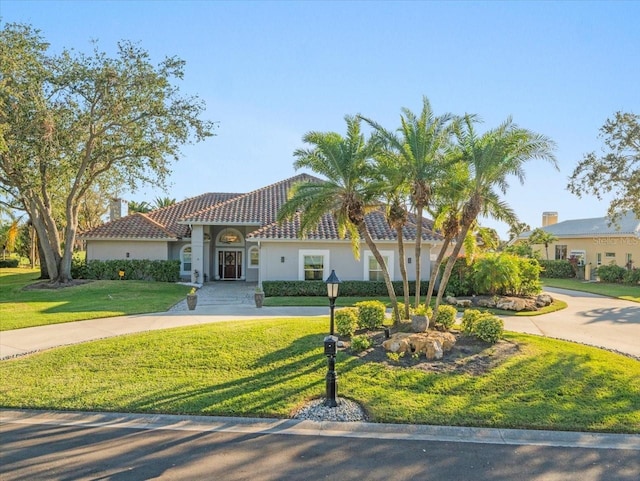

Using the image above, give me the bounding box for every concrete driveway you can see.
[1,285,638,359]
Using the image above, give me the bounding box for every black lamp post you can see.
[323,270,341,407]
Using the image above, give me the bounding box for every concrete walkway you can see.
[1,284,638,359]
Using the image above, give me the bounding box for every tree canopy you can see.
[0,23,215,283]
[568,112,640,222]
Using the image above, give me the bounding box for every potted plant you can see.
[411,305,431,332]
[254,286,265,308]
[186,287,198,311]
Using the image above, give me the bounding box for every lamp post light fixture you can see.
[324,270,341,407]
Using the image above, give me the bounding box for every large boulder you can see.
[382,331,456,360]
[535,294,554,307]
[496,297,528,312]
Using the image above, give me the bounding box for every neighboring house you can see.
[519,211,640,270]
[80,174,445,284]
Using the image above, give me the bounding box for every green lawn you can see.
[0,269,190,331]
[542,278,640,302]
[0,317,638,433]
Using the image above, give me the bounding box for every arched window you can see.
[216,228,244,246]
[180,245,192,275]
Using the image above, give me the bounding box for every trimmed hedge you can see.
[335,307,359,337]
[0,259,19,268]
[354,300,386,329]
[539,260,575,278]
[72,259,180,282]
[262,280,423,297]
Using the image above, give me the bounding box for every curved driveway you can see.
[1,286,639,359]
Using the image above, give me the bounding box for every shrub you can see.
[539,260,575,278]
[517,257,543,296]
[473,315,504,344]
[261,280,422,297]
[80,259,180,282]
[461,309,483,334]
[433,304,457,330]
[355,300,386,330]
[624,268,640,285]
[440,256,474,297]
[335,307,359,337]
[350,335,372,352]
[597,263,627,283]
[0,258,19,268]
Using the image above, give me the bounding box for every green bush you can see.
[440,257,474,297]
[624,268,640,285]
[461,309,483,334]
[0,258,19,268]
[539,260,575,278]
[434,304,457,330]
[597,263,627,283]
[355,300,386,330]
[262,280,422,297]
[350,335,372,352]
[473,315,504,344]
[78,259,180,282]
[335,307,359,337]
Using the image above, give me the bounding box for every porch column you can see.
[191,224,204,284]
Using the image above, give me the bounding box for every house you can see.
[519,211,640,270]
[80,174,445,284]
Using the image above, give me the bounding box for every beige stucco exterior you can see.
[533,234,639,269]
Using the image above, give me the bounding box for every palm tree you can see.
[507,221,531,241]
[361,97,455,307]
[128,200,151,213]
[153,196,176,209]
[277,115,401,324]
[374,152,412,319]
[434,115,557,310]
[528,228,557,260]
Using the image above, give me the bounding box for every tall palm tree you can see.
[507,221,531,242]
[153,196,176,209]
[528,228,557,260]
[128,200,151,213]
[374,152,412,320]
[278,115,401,324]
[434,115,557,310]
[361,96,455,307]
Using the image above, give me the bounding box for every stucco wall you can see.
[533,235,639,268]
[258,240,434,282]
[86,240,169,261]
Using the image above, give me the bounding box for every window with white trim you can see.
[180,245,192,275]
[298,250,330,281]
[364,250,394,281]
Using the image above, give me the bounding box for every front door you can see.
[218,250,243,280]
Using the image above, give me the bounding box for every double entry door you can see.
[218,250,243,280]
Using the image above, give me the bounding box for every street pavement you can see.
[1,283,639,480]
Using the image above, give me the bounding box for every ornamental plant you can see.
[355,300,386,330]
[335,307,359,337]
[433,305,457,330]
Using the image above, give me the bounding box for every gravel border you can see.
[292,398,367,422]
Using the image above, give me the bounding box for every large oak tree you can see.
[0,23,214,283]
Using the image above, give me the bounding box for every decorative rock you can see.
[411,315,429,333]
[382,331,456,360]
[477,297,497,308]
[456,299,473,308]
[496,297,528,312]
[446,296,457,305]
[535,294,554,307]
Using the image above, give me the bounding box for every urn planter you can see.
[186,294,198,311]
[254,291,265,308]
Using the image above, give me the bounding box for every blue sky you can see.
[3,0,639,238]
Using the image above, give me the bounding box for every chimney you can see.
[542,211,558,227]
[110,198,129,221]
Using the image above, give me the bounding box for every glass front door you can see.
[218,250,243,280]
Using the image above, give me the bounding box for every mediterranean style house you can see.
[520,211,640,272]
[80,174,445,284]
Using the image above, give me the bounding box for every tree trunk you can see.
[414,201,424,308]
[396,226,410,320]
[435,223,473,311]
[424,236,451,310]
[358,223,400,325]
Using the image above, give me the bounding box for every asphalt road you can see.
[2,416,639,481]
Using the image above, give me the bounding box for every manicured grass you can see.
[542,278,640,302]
[1,317,638,433]
[0,269,191,331]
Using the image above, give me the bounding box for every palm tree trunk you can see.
[359,223,400,325]
[414,202,424,308]
[435,223,473,311]
[396,226,410,319]
[424,236,451,309]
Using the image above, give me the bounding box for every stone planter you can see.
[186,294,198,311]
[411,315,429,333]
[254,292,264,308]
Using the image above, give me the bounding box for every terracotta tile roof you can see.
[79,174,443,243]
